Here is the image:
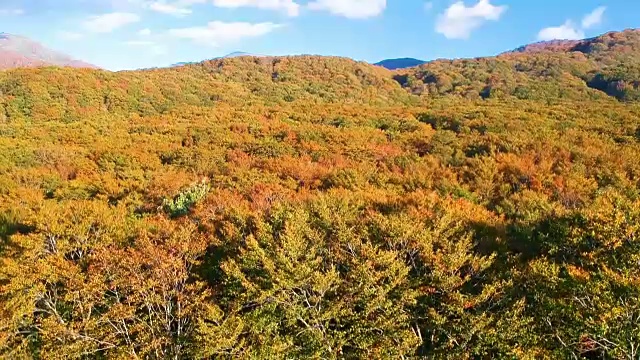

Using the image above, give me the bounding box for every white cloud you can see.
[138,28,152,36]
[58,31,84,41]
[537,6,605,41]
[436,0,507,39]
[0,8,24,15]
[168,21,282,46]
[308,0,386,19]
[149,1,192,16]
[83,12,141,33]
[582,6,606,29]
[537,20,585,41]
[211,0,300,16]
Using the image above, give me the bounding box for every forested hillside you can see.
[1,30,640,359]
[397,29,640,101]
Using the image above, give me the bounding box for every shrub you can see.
[163,180,210,217]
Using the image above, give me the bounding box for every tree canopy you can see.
[1,29,640,359]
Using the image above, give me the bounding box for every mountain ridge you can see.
[2,29,640,102]
[4,29,640,74]
[505,28,640,56]
[390,28,640,101]
[171,51,266,67]
[0,33,95,70]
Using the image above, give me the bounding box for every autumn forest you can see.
[1,29,640,359]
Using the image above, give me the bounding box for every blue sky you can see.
[0,0,637,70]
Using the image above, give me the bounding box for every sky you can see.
[0,0,638,70]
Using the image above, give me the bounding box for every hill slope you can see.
[0,55,414,122]
[0,33,95,69]
[395,29,640,101]
[0,29,639,119]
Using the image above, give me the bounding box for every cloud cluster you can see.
[168,21,283,46]
[146,0,386,19]
[582,6,606,29]
[212,0,300,17]
[538,21,585,41]
[537,6,606,41]
[82,12,141,33]
[436,0,507,39]
[139,0,299,17]
[149,2,192,16]
[308,0,386,19]
[45,0,615,61]
[104,0,388,52]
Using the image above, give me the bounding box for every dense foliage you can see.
[397,29,640,102]
[1,30,640,359]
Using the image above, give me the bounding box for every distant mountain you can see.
[223,51,264,58]
[375,58,426,70]
[171,51,265,67]
[0,33,95,70]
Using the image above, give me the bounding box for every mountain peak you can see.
[0,33,96,70]
[223,51,264,58]
[375,58,426,70]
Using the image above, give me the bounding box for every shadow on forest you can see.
[0,212,35,289]
[471,210,596,267]
[0,211,34,255]
[468,211,600,303]
[465,212,625,359]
